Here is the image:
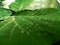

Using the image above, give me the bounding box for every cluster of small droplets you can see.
[16,16,57,38]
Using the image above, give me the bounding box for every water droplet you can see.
[21,30,24,34]
[26,27,29,29]
[22,19,25,21]
[34,19,37,20]
[38,27,42,30]
[26,32,30,35]
[45,22,48,24]
[38,33,41,36]
[36,23,39,26]
[44,18,47,20]
[12,16,15,21]
[52,19,55,21]
[30,23,33,25]
[39,18,41,19]
[29,30,31,32]
[36,29,38,31]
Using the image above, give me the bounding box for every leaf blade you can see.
[0,9,60,45]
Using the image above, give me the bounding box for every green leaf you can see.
[15,8,60,15]
[0,8,12,17]
[9,0,33,12]
[0,9,60,45]
[46,0,58,8]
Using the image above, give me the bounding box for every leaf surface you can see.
[0,9,60,45]
[9,0,33,12]
[0,8,12,17]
